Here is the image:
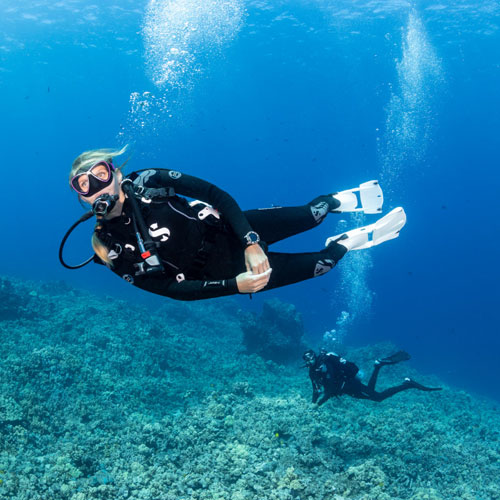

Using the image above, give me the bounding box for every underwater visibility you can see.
[1,0,499,499]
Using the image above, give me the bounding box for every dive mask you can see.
[71,161,115,197]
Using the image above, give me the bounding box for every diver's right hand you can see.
[236,268,272,294]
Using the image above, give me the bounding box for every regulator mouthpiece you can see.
[92,194,118,217]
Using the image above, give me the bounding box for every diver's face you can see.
[70,161,124,205]
[304,352,316,367]
[80,169,123,206]
[71,161,113,195]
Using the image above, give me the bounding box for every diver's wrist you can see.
[243,231,260,246]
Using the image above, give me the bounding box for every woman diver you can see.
[61,146,407,301]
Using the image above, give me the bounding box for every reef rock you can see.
[239,298,306,364]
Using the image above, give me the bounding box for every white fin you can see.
[332,180,383,214]
[326,207,406,251]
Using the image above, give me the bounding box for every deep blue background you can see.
[1,1,499,400]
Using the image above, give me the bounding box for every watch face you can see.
[246,231,260,244]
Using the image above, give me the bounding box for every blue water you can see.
[1,0,499,400]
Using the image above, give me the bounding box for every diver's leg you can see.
[366,380,442,402]
[345,381,407,402]
[261,240,347,291]
[244,195,339,245]
[342,379,374,400]
[371,383,417,402]
[367,352,411,391]
[343,376,441,402]
[367,364,383,392]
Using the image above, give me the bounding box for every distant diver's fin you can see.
[326,207,406,251]
[332,180,383,214]
[375,350,411,366]
[403,378,443,392]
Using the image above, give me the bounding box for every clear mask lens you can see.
[71,161,114,196]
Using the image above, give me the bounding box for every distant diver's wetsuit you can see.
[94,168,347,301]
[307,352,423,406]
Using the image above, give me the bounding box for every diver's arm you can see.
[311,382,320,404]
[309,373,321,404]
[155,169,255,247]
[98,254,238,301]
[161,269,271,299]
[316,390,333,406]
[154,276,240,301]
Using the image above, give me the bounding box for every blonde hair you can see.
[70,146,131,267]
[69,145,130,181]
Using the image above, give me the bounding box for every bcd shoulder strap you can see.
[126,171,176,201]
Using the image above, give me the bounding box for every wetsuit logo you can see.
[149,222,170,242]
[123,274,134,284]
[311,202,329,223]
[136,170,157,186]
[314,259,335,276]
[169,170,182,179]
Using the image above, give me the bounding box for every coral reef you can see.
[0,277,31,321]
[239,298,306,364]
[0,275,499,500]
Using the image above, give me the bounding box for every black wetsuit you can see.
[95,168,347,301]
[308,352,417,405]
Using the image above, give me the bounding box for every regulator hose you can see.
[58,211,95,269]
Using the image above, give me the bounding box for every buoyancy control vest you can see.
[60,170,224,278]
[95,171,225,281]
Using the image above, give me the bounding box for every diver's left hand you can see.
[244,244,270,275]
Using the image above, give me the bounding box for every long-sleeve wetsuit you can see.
[94,168,347,301]
[308,352,429,405]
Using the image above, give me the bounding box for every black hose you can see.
[121,180,153,244]
[121,179,164,274]
[59,211,95,269]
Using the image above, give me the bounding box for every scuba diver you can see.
[303,349,442,406]
[60,146,407,301]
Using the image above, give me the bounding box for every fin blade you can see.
[372,207,406,245]
[359,180,383,214]
[333,180,383,214]
[383,350,411,364]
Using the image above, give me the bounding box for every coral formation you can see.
[239,298,306,364]
[0,276,499,499]
[0,277,31,320]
